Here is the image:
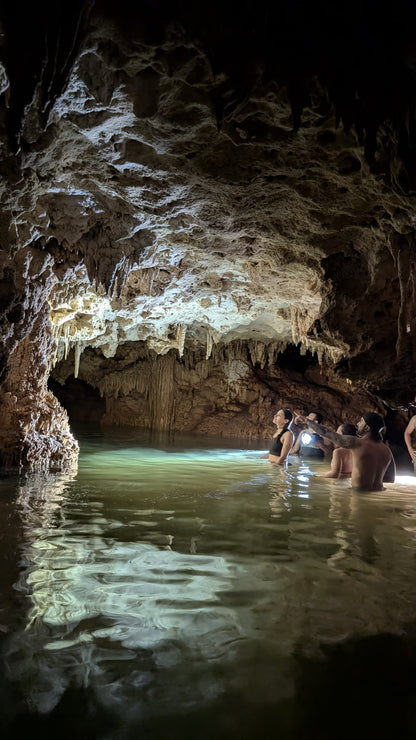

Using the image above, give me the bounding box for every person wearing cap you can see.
[296,411,395,492]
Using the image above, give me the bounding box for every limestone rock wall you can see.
[1,2,416,469]
[0,298,78,470]
[51,341,384,441]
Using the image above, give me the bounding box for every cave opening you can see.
[273,344,319,374]
[48,376,106,426]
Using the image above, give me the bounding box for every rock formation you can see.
[1,0,416,469]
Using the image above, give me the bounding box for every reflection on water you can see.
[1,429,416,738]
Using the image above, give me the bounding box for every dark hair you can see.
[282,408,293,424]
[313,412,323,424]
[340,423,357,436]
[362,412,385,441]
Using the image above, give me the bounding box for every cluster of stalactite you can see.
[1,1,416,474]
[50,338,383,442]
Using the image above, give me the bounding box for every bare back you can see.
[305,419,395,492]
[350,439,393,491]
[333,447,353,478]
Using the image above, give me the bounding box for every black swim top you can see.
[269,429,290,456]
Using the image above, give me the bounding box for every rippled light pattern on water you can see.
[2,429,416,737]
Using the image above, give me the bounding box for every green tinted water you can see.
[1,427,416,738]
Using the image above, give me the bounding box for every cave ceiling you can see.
[1,0,416,406]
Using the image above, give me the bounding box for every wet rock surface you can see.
[1,1,416,467]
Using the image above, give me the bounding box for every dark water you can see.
[1,427,416,739]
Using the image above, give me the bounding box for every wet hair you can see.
[282,408,293,425]
[311,411,323,424]
[362,412,385,441]
[339,423,357,436]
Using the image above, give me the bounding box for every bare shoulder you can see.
[338,447,352,459]
[405,415,416,431]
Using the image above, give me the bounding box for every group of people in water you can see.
[263,407,398,492]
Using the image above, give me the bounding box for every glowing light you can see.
[393,475,416,486]
[300,432,312,446]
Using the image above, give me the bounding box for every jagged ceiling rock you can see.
[51,338,384,441]
[1,0,416,467]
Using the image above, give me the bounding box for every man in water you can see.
[298,411,395,492]
[404,413,416,465]
[291,411,332,459]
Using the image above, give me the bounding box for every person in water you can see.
[299,411,395,491]
[263,408,294,466]
[404,413,416,464]
[320,423,356,479]
[291,411,332,459]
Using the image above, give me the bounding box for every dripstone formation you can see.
[1,0,416,470]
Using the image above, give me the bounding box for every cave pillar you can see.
[0,248,79,471]
[1,330,78,471]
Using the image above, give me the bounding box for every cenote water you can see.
[1,426,416,739]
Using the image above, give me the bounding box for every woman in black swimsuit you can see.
[264,408,294,465]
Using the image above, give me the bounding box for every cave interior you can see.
[1,0,416,469]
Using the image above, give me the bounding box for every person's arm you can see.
[383,453,396,483]
[290,435,301,454]
[290,421,304,454]
[321,448,342,478]
[315,436,334,458]
[404,416,416,460]
[269,431,294,465]
[301,418,359,450]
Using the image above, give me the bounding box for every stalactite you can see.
[176,323,186,357]
[99,366,150,400]
[197,358,211,381]
[248,340,266,367]
[206,329,213,360]
[51,323,62,368]
[109,256,127,299]
[316,346,324,366]
[74,342,84,379]
[148,267,160,297]
[64,324,70,360]
[290,307,299,344]
[270,341,288,365]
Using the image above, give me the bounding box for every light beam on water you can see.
[2,429,416,735]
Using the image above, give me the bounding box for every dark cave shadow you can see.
[2,631,416,740]
[293,630,416,740]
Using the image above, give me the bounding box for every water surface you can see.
[1,427,416,739]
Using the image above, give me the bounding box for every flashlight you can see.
[300,432,313,446]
